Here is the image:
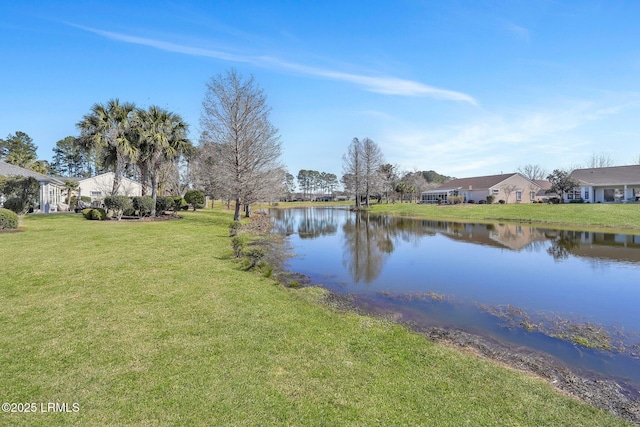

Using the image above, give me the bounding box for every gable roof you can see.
[0,160,64,185]
[570,165,640,186]
[430,173,537,192]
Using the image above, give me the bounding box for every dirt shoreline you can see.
[320,291,640,425]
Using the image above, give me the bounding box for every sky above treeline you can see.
[2,0,640,179]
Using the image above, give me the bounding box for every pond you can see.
[269,207,640,393]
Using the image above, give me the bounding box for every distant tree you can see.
[51,136,93,177]
[0,131,38,168]
[517,164,547,181]
[284,172,296,201]
[361,138,385,207]
[77,99,138,195]
[324,173,339,195]
[400,171,428,202]
[546,169,578,203]
[200,69,282,220]
[297,170,311,200]
[342,138,364,209]
[635,154,640,165]
[421,170,452,184]
[378,164,398,203]
[586,151,614,168]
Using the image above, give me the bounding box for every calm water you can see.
[270,207,640,391]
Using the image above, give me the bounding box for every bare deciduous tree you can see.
[199,69,283,221]
[342,138,364,209]
[361,138,385,207]
[517,164,547,181]
[586,151,614,168]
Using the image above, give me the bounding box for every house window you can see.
[567,190,581,200]
[584,189,589,200]
[516,191,522,201]
[492,189,499,195]
[90,191,102,198]
[530,191,536,200]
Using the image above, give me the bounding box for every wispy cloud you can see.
[380,100,632,175]
[504,22,531,41]
[68,23,477,104]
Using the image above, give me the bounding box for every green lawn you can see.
[0,210,632,426]
[367,202,640,233]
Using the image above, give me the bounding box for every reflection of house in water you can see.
[545,230,640,264]
[417,220,548,251]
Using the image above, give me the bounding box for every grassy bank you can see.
[366,202,640,233]
[0,210,631,426]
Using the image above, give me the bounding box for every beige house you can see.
[75,172,143,205]
[421,173,544,204]
[0,160,65,213]
[568,165,640,203]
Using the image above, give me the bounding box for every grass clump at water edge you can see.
[0,209,632,426]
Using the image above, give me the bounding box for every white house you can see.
[0,160,65,213]
[421,173,544,204]
[567,165,640,203]
[75,172,143,205]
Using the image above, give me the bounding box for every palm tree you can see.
[63,180,79,211]
[133,106,192,216]
[76,99,138,195]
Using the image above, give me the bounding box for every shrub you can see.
[569,198,585,204]
[184,189,205,211]
[0,208,19,230]
[104,195,132,220]
[83,208,106,220]
[498,199,506,204]
[486,195,496,204]
[231,234,248,258]
[229,220,242,237]
[133,196,154,217]
[167,196,185,213]
[155,196,173,215]
[3,197,27,214]
[448,195,464,204]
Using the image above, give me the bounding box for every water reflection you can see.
[270,208,640,387]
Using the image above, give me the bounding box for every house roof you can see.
[570,165,640,186]
[534,180,552,190]
[426,173,537,193]
[0,160,64,185]
[76,172,141,185]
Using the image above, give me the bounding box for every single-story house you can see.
[421,173,544,204]
[567,165,640,203]
[74,172,143,205]
[0,160,65,213]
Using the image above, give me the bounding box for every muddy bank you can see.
[319,291,640,425]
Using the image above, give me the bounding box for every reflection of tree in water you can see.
[297,208,338,239]
[342,213,388,283]
[547,231,580,260]
[269,208,339,238]
[269,208,297,236]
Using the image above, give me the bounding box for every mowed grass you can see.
[369,202,640,233]
[0,210,632,426]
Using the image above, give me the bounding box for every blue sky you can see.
[2,1,640,180]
